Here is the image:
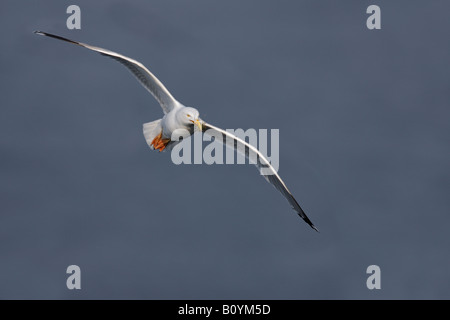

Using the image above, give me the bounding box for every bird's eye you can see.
[187,114,191,118]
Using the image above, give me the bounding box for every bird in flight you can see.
[34,31,318,232]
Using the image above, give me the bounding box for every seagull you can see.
[34,31,318,232]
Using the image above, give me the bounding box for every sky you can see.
[0,0,449,299]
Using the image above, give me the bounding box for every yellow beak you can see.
[193,119,202,131]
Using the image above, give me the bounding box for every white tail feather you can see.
[143,119,162,149]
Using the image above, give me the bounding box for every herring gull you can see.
[34,31,318,232]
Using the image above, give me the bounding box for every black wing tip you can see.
[33,30,79,45]
[298,212,319,232]
[295,209,319,232]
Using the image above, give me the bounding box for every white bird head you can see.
[178,107,202,131]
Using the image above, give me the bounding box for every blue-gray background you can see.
[1,0,449,299]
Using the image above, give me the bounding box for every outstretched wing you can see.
[34,31,178,114]
[202,121,318,232]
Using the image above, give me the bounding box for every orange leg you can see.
[151,132,162,149]
[151,132,170,152]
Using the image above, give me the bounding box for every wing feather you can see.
[202,121,318,232]
[34,31,178,114]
